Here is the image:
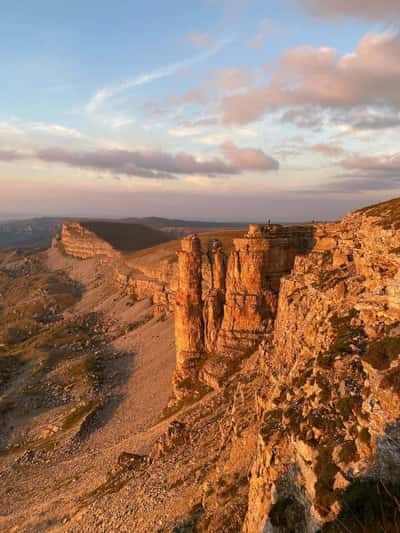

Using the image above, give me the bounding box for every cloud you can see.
[36,147,238,179]
[218,68,253,90]
[30,123,82,139]
[145,67,253,116]
[280,107,324,129]
[221,141,279,171]
[339,153,400,178]
[221,31,400,124]
[0,149,24,161]
[346,109,400,131]
[0,119,83,140]
[304,0,400,22]
[185,32,212,47]
[318,152,400,192]
[311,143,346,157]
[0,141,280,179]
[86,38,231,113]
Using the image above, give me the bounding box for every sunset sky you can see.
[1,0,400,221]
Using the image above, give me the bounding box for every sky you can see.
[1,0,400,221]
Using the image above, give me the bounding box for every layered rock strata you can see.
[60,222,117,259]
[174,224,314,393]
[173,234,205,396]
[244,202,400,532]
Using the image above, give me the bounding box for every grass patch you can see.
[62,400,100,431]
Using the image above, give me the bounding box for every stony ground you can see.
[0,247,179,532]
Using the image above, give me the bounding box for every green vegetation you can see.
[335,396,362,421]
[329,309,362,355]
[261,408,283,442]
[314,446,339,515]
[338,441,359,464]
[316,268,348,290]
[172,503,204,533]
[62,400,101,431]
[322,479,400,532]
[363,335,400,370]
[381,367,400,394]
[159,380,211,423]
[270,496,307,532]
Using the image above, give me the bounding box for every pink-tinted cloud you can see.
[0,143,279,178]
[185,32,212,48]
[304,0,400,22]
[311,143,346,157]
[145,68,253,115]
[0,149,24,161]
[221,31,400,124]
[340,153,400,178]
[218,68,253,90]
[280,107,324,129]
[221,141,279,171]
[36,147,238,178]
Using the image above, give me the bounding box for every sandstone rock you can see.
[173,235,205,396]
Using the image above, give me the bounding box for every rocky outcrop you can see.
[167,200,400,531]
[203,239,227,353]
[244,202,400,532]
[60,222,117,259]
[173,224,314,394]
[216,224,313,356]
[173,235,205,397]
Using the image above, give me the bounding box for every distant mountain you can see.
[0,215,248,249]
[122,216,247,229]
[0,218,64,248]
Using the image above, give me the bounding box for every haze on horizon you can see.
[1,0,400,221]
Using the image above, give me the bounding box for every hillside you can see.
[80,220,171,252]
[0,198,399,532]
[0,216,247,250]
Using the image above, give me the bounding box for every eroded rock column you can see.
[203,239,227,353]
[173,234,205,397]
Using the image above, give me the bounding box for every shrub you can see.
[363,336,400,370]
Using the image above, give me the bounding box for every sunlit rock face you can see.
[173,234,205,397]
[60,222,117,259]
[244,201,400,532]
[173,224,314,394]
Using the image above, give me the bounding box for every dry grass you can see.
[123,229,244,272]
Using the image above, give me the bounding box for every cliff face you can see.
[173,235,205,397]
[59,222,117,259]
[173,224,314,394]
[244,203,400,532]
[169,200,400,531]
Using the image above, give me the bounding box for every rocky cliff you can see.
[243,200,400,532]
[58,221,118,259]
[173,223,314,396]
[29,200,400,532]
[170,199,400,531]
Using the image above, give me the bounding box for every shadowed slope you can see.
[80,221,171,252]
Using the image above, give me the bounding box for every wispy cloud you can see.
[86,38,232,114]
